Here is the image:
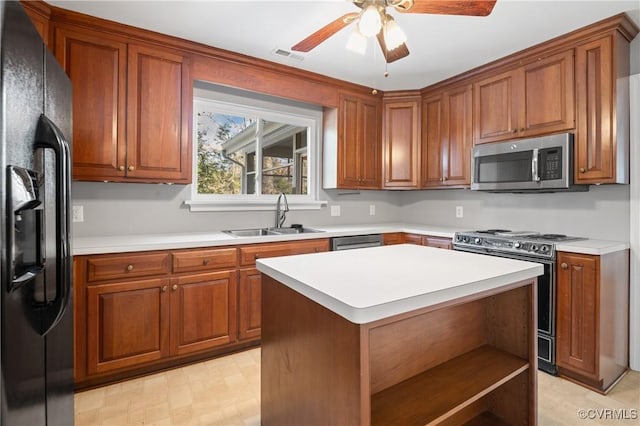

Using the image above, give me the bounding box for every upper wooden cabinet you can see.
[382,95,420,189]
[21,0,51,46]
[422,84,472,188]
[474,50,575,144]
[574,34,630,184]
[324,93,381,189]
[53,25,192,183]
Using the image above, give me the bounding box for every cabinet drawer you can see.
[239,239,330,266]
[86,253,170,282]
[172,248,238,273]
[383,233,404,245]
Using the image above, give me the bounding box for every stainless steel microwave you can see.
[471,133,588,192]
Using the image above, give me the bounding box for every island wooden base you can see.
[261,275,538,425]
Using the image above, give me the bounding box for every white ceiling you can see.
[48,0,640,91]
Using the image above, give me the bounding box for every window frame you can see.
[186,94,325,212]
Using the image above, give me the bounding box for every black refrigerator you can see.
[0,1,74,425]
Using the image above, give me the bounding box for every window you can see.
[186,83,325,211]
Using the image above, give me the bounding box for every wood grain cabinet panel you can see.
[474,50,574,144]
[171,271,237,356]
[422,84,472,188]
[332,94,381,189]
[21,0,51,47]
[53,26,127,180]
[86,278,170,375]
[172,248,238,274]
[382,97,420,188]
[239,239,330,266]
[556,250,629,393]
[126,44,192,182]
[238,268,262,341]
[86,252,170,282]
[574,33,631,184]
[382,233,404,245]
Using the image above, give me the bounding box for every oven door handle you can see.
[532,148,540,182]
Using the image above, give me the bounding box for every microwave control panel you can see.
[539,147,562,180]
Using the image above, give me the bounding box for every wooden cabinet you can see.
[238,239,330,341]
[86,278,170,375]
[53,25,192,183]
[474,50,574,144]
[574,34,630,184]
[556,250,629,393]
[403,233,452,249]
[382,96,420,188]
[324,93,381,189]
[171,271,237,356]
[422,84,472,187]
[382,233,404,245]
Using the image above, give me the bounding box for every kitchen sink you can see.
[223,227,324,237]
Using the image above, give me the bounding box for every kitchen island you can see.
[256,244,543,426]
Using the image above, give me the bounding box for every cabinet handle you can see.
[126,264,134,272]
[560,262,568,269]
[119,165,125,171]
[442,176,447,182]
[172,284,178,291]
[512,129,517,133]
[579,167,586,173]
[161,285,168,292]
[202,259,210,265]
[128,165,135,171]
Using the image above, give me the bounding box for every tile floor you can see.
[75,348,639,425]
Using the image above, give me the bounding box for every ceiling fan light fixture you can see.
[383,15,406,51]
[358,4,382,37]
[346,28,368,55]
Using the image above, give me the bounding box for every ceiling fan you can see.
[292,0,497,63]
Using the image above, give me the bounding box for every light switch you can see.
[331,205,341,217]
[72,205,84,222]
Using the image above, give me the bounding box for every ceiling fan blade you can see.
[291,12,359,52]
[376,32,410,63]
[397,0,497,16]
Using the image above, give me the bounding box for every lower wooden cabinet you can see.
[171,271,237,356]
[86,278,170,375]
[403,233,453,249]
[556,250,629,393]
[238,268,262,341]
[75,238,330,387]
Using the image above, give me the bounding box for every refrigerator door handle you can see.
[35,114,72,336]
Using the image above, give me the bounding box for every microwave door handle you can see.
[532,148,540,182]
[35,114,72,336]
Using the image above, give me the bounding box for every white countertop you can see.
[256,244,544,324]
[71,222,628,257]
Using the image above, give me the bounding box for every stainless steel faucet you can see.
[275,192,289,228]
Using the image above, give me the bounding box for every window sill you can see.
[184,198,327,212]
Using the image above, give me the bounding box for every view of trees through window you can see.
[196,100,309,196]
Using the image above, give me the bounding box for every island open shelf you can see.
[258,245,540,425]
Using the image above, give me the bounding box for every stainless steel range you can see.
[453,229,586,375]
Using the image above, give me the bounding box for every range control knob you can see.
[540,245,550,253]
[474,238,482,244]
[513,242,521,249]
[462,236,469,243]
[531,244,538,252]
[456,235,462,241]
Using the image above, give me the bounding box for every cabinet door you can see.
[521,50,574,137]
[239,268,262,341]
[171,271,237,356]
[421,94,444,187]
[359,100,382,188]
[424,236,453,250]
[556,253,598,378]
[53,26,127,180]
[86,278,170,375]
[575,36,615,183]
[383,99,420,188]
[337,95,361,188]
[442,85,472,185]
[403,234,424,245]
[126,44,192,183]
[474,70,519,144]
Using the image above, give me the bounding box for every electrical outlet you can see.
[330,205,341,217]
[455,206,463,218]
[369,204,375,216]
[72,205,84,223]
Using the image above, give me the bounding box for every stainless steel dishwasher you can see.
[330,234,383,251]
